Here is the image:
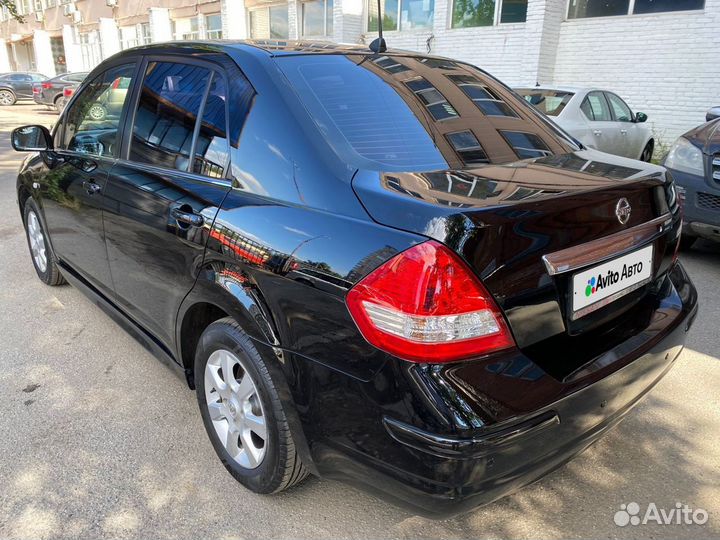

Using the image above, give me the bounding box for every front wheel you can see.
[0,89,16,106]
[23,198,66,286]
[194,318,309,494]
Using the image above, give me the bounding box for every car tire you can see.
[679,234,697,251]
[23,198,66,286]
[640,141,654,163]
[54,95,66,112]
[194,317,309,494]
[0,89,16,106]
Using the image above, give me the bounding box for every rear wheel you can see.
[54,95,67,112]
[0,89,16,106]
[640,141,654,163]
[194,318,308,494]
[23,198,65,286]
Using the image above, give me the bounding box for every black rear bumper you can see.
[302,262,698,518]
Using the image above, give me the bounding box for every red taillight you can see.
[63,87,74,97]
[41,82,52,89]
[32,86,41,94]
[346,241,515,363]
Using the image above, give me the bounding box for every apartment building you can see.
[0,0,718,145]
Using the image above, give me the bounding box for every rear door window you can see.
[582,92,612,121]
[192,73,229,178]
[129,61,212,171]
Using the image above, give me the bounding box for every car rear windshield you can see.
[277,55,575,171]
[515,89,574,117]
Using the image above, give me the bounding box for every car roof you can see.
[111,39,458,62]
[515,85,600,94]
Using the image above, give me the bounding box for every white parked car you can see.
[515,87,654,162]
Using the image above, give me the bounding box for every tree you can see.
[0,0,25,23]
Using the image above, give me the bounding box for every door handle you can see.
[171,207,204,228]
[621,129,628,135]
[593,130,602,136]
[82,180,102,195]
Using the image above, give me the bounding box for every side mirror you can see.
[634,112,648,123]
[706,107,720,122]
[11,124,52,152]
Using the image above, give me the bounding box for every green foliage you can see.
[0,0,25,23]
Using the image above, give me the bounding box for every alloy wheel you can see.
[88,104,106,120]
[27,210,47,273]
[204,349,267,469]
[0,90,14,105]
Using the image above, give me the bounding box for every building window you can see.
[368,0,434,30]
[451,0,526,28]
[404,77,459,121]
[20,0,33,15]
[447,74,517,117]
[206,14,223,39]
[568,0,704,18]
[301,0,333,36]
[500,0,527,22]
[139,22,151,45]
[633,0,704,14]
[446,131,489,164]
[501,131,552,159]
[249,5,289,39]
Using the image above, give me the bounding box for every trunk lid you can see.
[352,150,680,362]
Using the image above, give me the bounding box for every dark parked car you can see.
[33,72,89,111]
[11,42,697,517]
[664,108,720,248]
[0,72,47,105]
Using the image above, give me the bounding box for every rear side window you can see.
[130,61,212,171]
[277,55,447,170]
[516,89,574,117]
[277,54,575,170]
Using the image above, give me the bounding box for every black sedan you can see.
[11,41,697,517]
[33,71,89,111]
[0,72,47,105]
[664,107,720,248]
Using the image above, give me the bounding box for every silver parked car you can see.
[515,86,654,162]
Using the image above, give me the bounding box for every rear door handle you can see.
[620,129,628,135]
[593,130,602,136]
[171,207,204,227]
[82,180,102,195]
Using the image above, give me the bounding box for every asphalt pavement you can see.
[0,102,718,540]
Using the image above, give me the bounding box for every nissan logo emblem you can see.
[616,198,631,225]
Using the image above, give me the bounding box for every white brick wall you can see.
[353,0,720,150]
[553,0,720,147]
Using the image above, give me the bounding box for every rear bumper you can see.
[306,262,698,518]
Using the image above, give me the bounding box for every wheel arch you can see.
[176,274,281,388]
[176,278,319,476]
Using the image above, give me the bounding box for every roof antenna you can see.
[369,0,387,53]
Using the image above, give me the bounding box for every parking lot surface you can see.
[0,103,718,540]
